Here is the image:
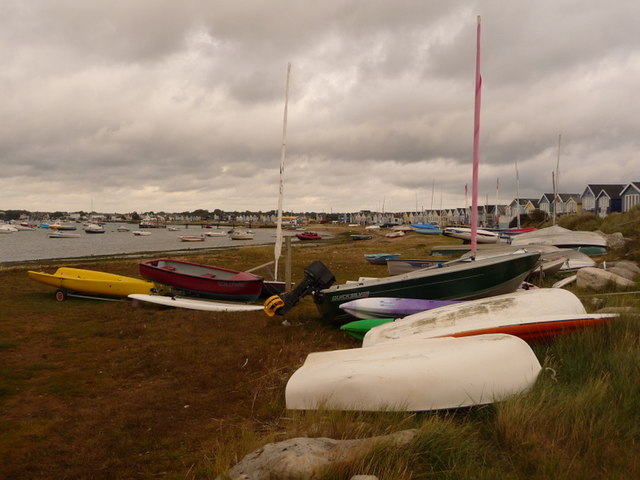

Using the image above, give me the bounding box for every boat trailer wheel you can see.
[55,289,68,302]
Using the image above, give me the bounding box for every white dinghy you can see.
[362,288,586,347]
[285,334,541,412]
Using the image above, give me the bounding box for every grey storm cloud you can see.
[1,0,639,213]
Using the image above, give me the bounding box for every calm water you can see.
[0,226,284,265]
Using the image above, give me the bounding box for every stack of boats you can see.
[310,250,541,325]
[383,237,598,279]
[285,288,618,412]
[509,225,608,255]
[279,225,616,413]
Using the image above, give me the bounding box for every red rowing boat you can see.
[296,232,321,240]
[139,258,264,302]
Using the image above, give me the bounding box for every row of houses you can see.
[508,182,640,219]
[7,182,639,228]
[343,182,640,227]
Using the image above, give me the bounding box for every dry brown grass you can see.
[4,225,639,480]
[0,226,452,479]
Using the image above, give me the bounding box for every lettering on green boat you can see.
[331,291,370,303]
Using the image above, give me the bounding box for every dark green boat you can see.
[313,251,541,325]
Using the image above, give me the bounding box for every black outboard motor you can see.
[264,260,335,316]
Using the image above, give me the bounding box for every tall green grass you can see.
[212,312,640,480]
[559,204,640,240]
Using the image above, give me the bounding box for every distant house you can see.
[583,184,613,214]
[539,193,581,216]
[453,207,467,224]
[437,209,449,225]
[620,182,640,213]
[473,205,490,226]
[581,184,624,215]
[561,194,581,215]
[486,205,508,227]
[538,194,554,215]
[424,209,441,225]
[508,198,539,218]
[595,185,624,217]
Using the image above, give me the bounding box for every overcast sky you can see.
[2,1,639,214]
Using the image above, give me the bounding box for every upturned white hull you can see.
[286,334,541,411]
[362,289,586,347]
[510,225,607,251]
[443,227,500,243]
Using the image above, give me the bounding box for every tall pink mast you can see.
[470,15,482,255]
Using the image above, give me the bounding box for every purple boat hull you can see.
[339,297,461,320]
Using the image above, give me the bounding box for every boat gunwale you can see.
[140,258,263,282]
[321,251,540,294]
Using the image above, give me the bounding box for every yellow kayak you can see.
[28,267,154,300]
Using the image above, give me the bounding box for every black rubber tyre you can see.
[55,289,68,302]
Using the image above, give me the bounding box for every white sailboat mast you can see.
[470,15,482,255]
[495,177,499,227]
[553,133,561,225]
[274,63,291,280]
[515,162,521,228]
[556,134,562,195]
[552,171,557,226]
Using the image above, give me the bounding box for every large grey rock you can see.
[218,429,417,480]
[606,267,637,281]
[576,267,635,290]
[606,260,640,276]
[598,231,628,249]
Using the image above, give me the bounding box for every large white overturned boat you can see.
[510,225,607,255]
[285,334,541,412]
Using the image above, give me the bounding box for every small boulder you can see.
[219,430,417,480]
[576,267,635,290]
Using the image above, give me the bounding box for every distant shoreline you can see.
[0,241,276,270]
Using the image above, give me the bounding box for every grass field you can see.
[1,222,639,479]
